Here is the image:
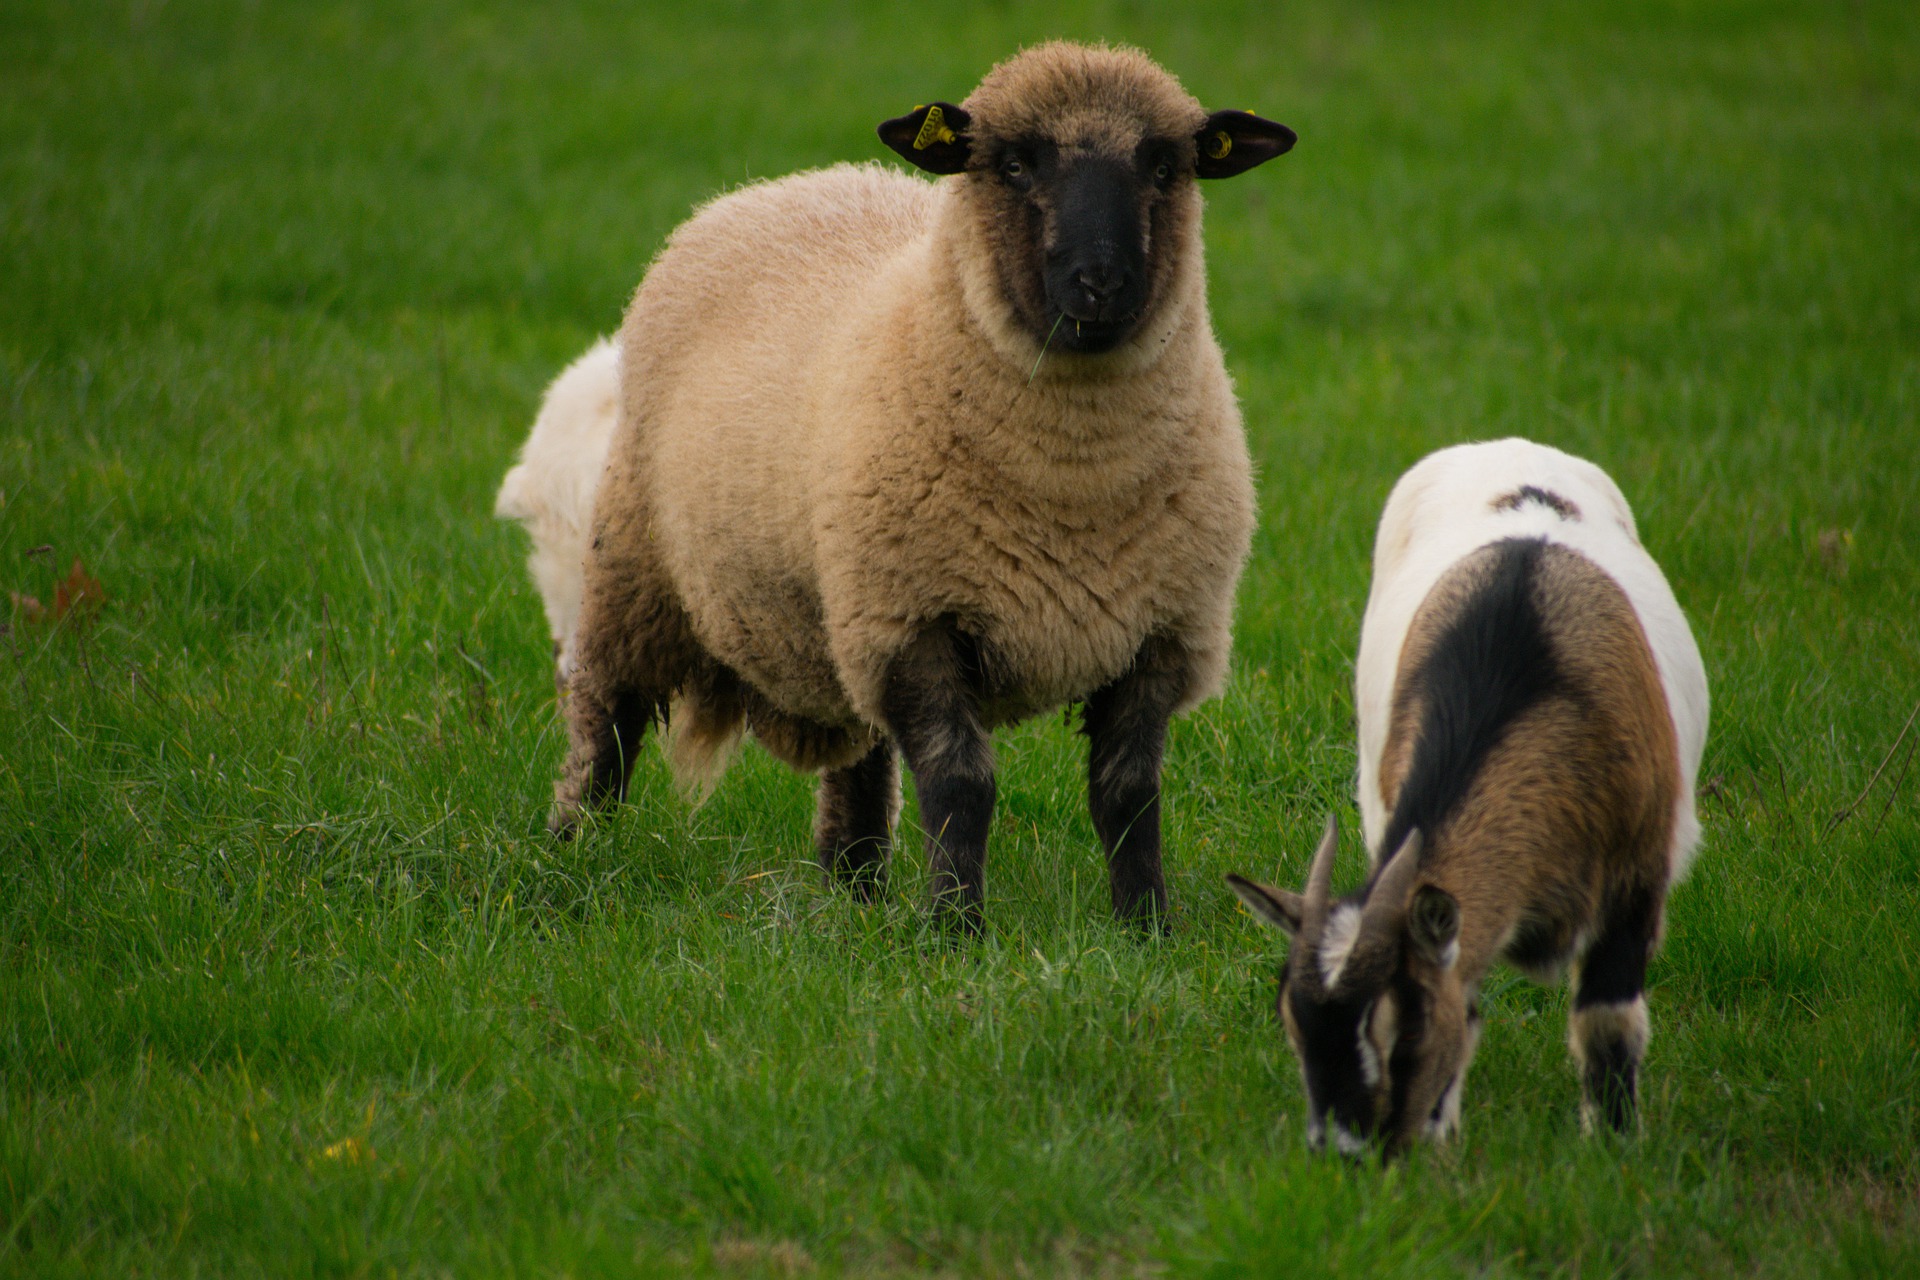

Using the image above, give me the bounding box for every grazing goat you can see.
[1230,438,1708,1155]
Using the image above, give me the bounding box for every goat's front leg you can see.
[1081,635,1191,928]
[880,626,995,933]
[1569,888,1659,1134]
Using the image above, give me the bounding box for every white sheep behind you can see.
[493,338,620,689]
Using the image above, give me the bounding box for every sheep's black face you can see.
[991,139,1170,354]
[878,60,1295,361]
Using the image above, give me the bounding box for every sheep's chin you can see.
[1045,314,1139,355]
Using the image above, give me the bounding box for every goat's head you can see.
[879,43,1293,358]
[1228,817,1478,1159]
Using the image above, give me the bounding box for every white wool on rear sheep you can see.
[493,338,620,691]
[542,42,1297,929]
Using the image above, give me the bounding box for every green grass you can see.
[3,0,1917,1274]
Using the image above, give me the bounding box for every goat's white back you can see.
[1354,438,1708,878]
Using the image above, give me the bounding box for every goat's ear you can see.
[1194,110,1296,179]
[1406,885,1460,968]
[878,102,972,174]
[1227,874,1306,934]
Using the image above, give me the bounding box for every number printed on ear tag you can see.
[914,105,958,151]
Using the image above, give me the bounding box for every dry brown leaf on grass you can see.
[53,558,106,623]
[10,557,107,629]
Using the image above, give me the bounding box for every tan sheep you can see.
[550,42,1295,929]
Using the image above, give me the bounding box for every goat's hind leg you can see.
[1569,889,1659,1133]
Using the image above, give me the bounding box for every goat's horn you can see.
[1300,812,1340,936]
[1330,828,1425,1000]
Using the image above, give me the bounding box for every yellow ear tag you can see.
[913,104,958,151]
[1207,130,1233,160]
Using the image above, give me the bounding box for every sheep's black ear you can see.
[878,101,972,175]
[1195,110,1296,179]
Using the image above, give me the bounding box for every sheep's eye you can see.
[1154,160,1174,183]
[1002,157,1026,180]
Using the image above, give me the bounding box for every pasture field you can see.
[3,0,1917,1274]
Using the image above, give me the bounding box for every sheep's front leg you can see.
[880,627,995,933]
[1081,635,1190,927]
[814,740,899,901]
[1569,889,1659,1134]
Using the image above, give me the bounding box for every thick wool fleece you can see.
[571,43,1255,783]
[494,338,621,681]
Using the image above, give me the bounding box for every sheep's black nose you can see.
[1074,264,1126,303]
[1069,262,1132,320]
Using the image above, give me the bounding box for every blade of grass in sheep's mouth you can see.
[1028,314,1066,387]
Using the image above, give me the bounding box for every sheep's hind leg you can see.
[1568,888,1658,1134]
[549,687,655,839]
[546,540,701,838]
[881,626,995,934]
[814,740,899,901]
[1081,634,1190,929]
